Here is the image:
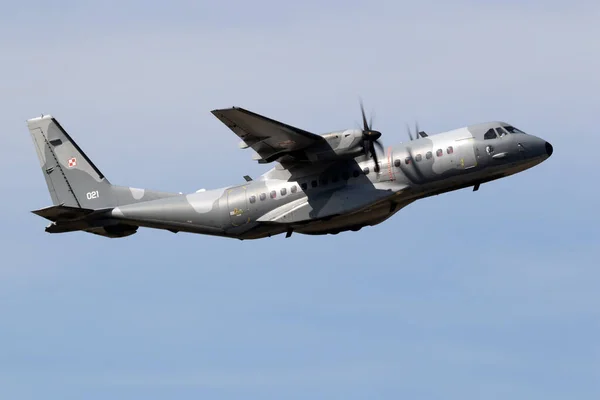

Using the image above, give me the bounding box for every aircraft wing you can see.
[211,107,328,164]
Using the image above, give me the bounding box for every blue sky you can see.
[0,1,598,399]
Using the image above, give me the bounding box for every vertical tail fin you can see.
[27,114,180,221]
[27,115,114,209]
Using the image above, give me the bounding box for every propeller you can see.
[359,100,384,173]
[404,145,426,182]
[406,122,420,141]
[399,121,427,183]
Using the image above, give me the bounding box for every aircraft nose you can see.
[545,141,553,157]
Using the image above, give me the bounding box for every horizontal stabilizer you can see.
[32,204,137,238]
[32,205,96,221]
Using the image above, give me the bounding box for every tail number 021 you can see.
[86,190,100,200]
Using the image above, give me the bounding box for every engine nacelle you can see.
[317,129,365,160]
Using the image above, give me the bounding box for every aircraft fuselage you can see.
[109,122,552,239]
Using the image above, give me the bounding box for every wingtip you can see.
[27,114,54,123]
[211,106,241,113]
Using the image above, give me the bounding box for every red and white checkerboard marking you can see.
[68,157,77,168]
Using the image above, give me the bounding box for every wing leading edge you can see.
[211,107,327,164]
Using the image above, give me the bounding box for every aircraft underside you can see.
[240,199,409,239]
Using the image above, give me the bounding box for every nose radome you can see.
[545,141,553,157]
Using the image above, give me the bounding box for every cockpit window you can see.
[495,127,508,137]
[504,126,527,134]
[484,129,498,140]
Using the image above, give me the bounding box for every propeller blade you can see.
[369,142,380,173]
[406,123,414,141]
[369,109,376,131]
[363,138,370,157]
[373,140,384,153]
[360,99,369,131]
[415,122,419,139]
[406,146,425,182]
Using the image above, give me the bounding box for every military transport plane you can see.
[26,104,553,239]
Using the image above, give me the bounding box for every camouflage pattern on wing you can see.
[211,107,327,164]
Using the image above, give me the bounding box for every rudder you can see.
[27,115,114,209]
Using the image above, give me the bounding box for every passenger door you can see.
[455,138,478,169]
[227,185,249,226]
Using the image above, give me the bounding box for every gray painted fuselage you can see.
[107,122,552,239]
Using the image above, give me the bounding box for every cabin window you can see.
[290,185,297,194]
[352,170,360,178]
[484,129,498,140]
[319,176,328,185]
[405,157,412,165]
[394,159,401,167]
[415,154,422,162]
[436,149,443,157]
[270,190,277,199]
[447,146,454,154]
[300,182,307,191]
[311,180,318,188]
[249,195,256,204]
[280,188,287,196]
[363,167,370,174]
[426,151,432,160]
[259,193,266,201]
